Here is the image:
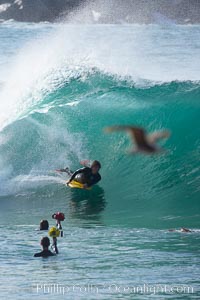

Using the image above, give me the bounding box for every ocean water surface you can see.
[0,21,200,299]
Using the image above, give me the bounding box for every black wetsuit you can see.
[69,167,101,187]
[34,250,55,258]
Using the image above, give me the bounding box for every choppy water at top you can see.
[0,21,200,299]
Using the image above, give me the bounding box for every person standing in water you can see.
[57,160,101,189]
[34,237,56,258]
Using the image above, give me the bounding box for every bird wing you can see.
[105,126,148,147]
[147,130,170,144]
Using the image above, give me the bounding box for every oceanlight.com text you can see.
[34,283,194,295]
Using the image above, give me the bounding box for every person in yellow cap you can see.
[48,226,60,254]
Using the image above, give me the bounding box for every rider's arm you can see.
[87,174,101,188]
[80,160,92,167]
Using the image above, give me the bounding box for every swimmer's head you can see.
[91,160,101,174]
[40,237,50,249]
[40,220,49,230]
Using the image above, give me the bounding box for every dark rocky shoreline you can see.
[0,0,199,24]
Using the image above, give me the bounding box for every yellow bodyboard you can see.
[67,180,91,190]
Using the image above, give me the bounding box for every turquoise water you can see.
[0,22,200,299]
